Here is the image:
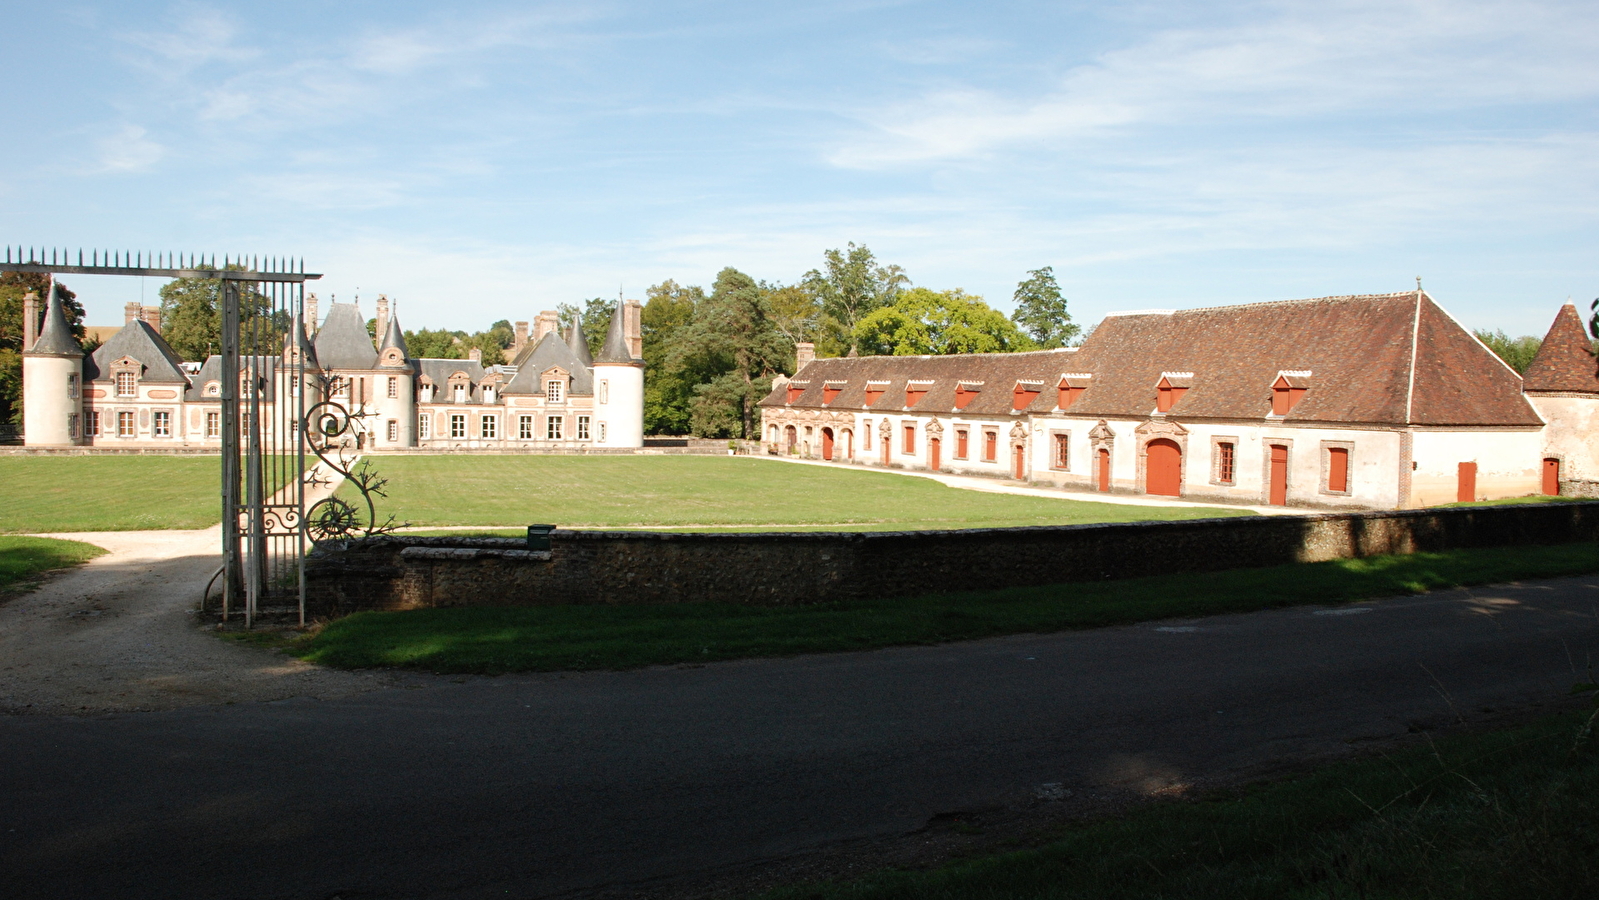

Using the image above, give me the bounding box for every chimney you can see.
[375,295,390,341]
[534,310,559,342]
[513,321,529,355]
[22,291,38,350]
[305,293,320,333]
[125,301,143,326]
[624,298,643,360]
[469,348,482,363]
[142,306,162,335]
[795,342,815,370]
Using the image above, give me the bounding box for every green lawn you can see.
[0,456,222,532]
[346,456,1256,530]
[763,706,1599,900]
[270,542,1599,674]
[0,535,107,594]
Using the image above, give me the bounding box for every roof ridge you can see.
[1107,291,1421,319]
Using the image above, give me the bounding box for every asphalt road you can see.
[4,576,1598,900]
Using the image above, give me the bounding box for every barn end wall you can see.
[304,501,1599,617]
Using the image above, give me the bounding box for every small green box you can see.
[526,524,556,551]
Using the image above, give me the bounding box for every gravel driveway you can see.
[0,528,390,714]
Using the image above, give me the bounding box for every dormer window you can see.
[546,380,562,403]
[823,381,845,404]
[1058,374,1091,409]
[863,380,889,407]
[1271,371,1311,416]
[1156,373,1192,413]
[786,380,809,404]
[955,381,982,410]
[1013,380,1043,411]
[905,380,934,408]
[483,384,498,404]
[115,371,137,397]
[206,382,220,397]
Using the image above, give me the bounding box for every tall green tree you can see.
[558,298,614,357]
[1473,330,1542,374]
[668,268,790,438]
[0,273,88,432]
[800,243,909,353]
[158,271,278,360]
[854,287,1035,356]
[1010,266,1079,349]
[404,328,464,360]
[640,280,705,434]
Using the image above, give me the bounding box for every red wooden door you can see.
[929,438,941,471]
[1145,439,1182,497]
[821,428,834,461]
[1013,444,1026,480]
[1457,462,1477,502]
[1268,444,1288,506]
[1543,458,1560,496]
[1097,448,1110,491]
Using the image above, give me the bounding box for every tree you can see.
[404,328,464,360]
[1,274,89,432]
[158,271,278,361]
[854,287,1035,356]
[800,243,909,352]
[557,298,614,357]
[767,283,841,355]
[667,268,790,438]
[1010,266,1079,349]
[640,280,704,434]
[1473,330,1542,374]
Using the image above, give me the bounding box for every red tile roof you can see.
[762,291,1543,427]
[1522,303,1599,395]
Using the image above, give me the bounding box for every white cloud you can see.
[94,124,164,173]
[123,4,254,70]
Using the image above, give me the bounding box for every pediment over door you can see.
[1134,418,1189,439]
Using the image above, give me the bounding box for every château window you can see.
[418,415,431,439]
[87,410,100,437]
[577,416,591,440]
[519,415,534,440]
[599,380,609,404]
[902,423,915,454]
[206,411,220,439]
[117,411,135,437]
[68,414,78,438]
[450,414,466,438]
[547,381,564,403]
[1053,433,1070,470]
[67,374,79,399]
[598,422,607,442]
[481,415,498,439]
[1216,441,1236,484]
[955,428,969,459]
[453,384,467,403]
[984,430,998,462]
[115,371,136,397]
[387,377,398,398]
[387,420,398,442]
[153,411,171,437]
[547,415,564,440]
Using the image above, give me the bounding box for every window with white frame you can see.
[87,410,100,437]
[387,420,398,442]
[547,415,564,439]
[519,415,534,439]
[546,380,563,403]
[153,411,171,437]
[115,371,136,397]
[68,414,78,438]
[453,384,466,403]
[418,415,431,439]
[450,414,466,438]
[481,415,498,439]
[117,411,135,437]
[206,411,219,438]
[67,374,78,399]
[577,415,590,440]
[387,377,398,398]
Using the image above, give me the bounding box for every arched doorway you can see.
[929,437,941,471]
[821,427,835,461]
[1097,447,1111,491]
[1145,439,1181,496]
[785,425,797,452]
[1013,444,1026,480]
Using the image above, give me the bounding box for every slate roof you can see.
[593,304,634,364]
[416,358,489,403]
[85,319,189,384]
[28,285,82,356]
[1522,303,1599,395]
[313,302,378,370]
[503,332,594,396]
[762,292,1544,428]
[566,319,594,367]
[183,355,278,401]
[289,318,320,371]
[379,313,410,358]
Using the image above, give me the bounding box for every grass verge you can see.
[761,706,1599,900]
[272,542,1599,674]
[0,536,107,595]
[0,456,222,532]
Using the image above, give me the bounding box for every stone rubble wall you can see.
[304,502,1599,617]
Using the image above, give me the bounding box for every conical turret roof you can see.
[28,283,83,357]
[593,303,635,365]
[379,311,410,357]
[1523,303,1599,394]
[289,316,321,371]
[565,318,593,366]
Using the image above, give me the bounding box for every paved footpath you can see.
[4,571,1597,899]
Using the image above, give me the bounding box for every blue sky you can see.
[4,0,1596,338]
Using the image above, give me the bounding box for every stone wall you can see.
[303,501,1599,617]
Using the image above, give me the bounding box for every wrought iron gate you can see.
[5,248,321,626]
